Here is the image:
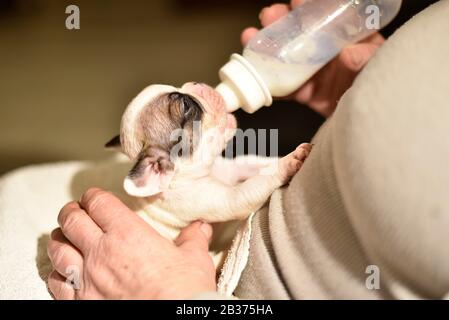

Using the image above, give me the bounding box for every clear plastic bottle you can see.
[216,0,403,113]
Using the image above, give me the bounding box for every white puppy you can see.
[106,82,312,241]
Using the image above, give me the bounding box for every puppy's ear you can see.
[123,148,174,197]
[105,135,121,149]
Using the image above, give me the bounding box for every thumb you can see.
[175,221,213,253]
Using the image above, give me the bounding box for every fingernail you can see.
[200,222,213,239]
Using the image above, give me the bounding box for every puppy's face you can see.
[106,82,237,197]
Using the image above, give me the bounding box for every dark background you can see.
[0,0,438,174]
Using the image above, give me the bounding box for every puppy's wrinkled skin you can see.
[107,82,312,240]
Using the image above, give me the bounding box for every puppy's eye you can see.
[182,100,192,115]
[181,95,201,116]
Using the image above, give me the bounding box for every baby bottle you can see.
[216,0,403,113]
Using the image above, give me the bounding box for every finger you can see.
[58,201,103,253]
[79,188,140,232]
[259,3,290,27]
[339,43,382,72]
[294,80,315,104]
[47,270,76,300]
[291,0,303,8]
[339,33,384,72]
[175,221,213,253]
[241,27,259,46]
[47,228,84,279]
[360,32,385,46]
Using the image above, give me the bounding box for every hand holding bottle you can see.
[241,0,385,117]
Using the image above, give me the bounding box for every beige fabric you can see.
[234,0,449,299]
[234,121,385,299]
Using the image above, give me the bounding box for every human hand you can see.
[241,0,384,117]
[47,188,216,299]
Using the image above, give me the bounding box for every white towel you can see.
[0,158,250,299]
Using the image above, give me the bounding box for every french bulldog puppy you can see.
[106,82,312,240]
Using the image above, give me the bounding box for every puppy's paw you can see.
[278,143,313,184]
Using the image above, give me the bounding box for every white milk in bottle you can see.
[216,0,403,113]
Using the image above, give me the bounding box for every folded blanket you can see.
[0,161,88,299]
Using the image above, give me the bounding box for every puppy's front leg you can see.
[169,143,313,223]
[268,143,313,185]
[213,143,313,221]
[211,155,279,186]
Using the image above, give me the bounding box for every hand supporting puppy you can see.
[47,188,216,299]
